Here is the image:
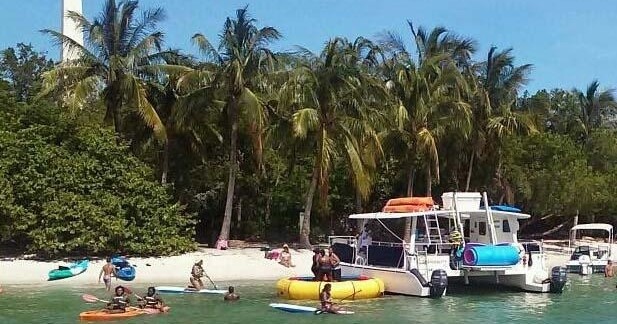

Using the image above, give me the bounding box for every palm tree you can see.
[40,0,168,140]
[464,47,535,192]
[191,6,281,243]
[280,37,384,248]
[576,80,617,142]
[380,23,474,240]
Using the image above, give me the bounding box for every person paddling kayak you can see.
[319,284,341,314]
[107,286,130,313]
[189,260,205,290]
[139,287,167,312]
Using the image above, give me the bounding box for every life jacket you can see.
[111,296,127,308]
[145,295,158,307]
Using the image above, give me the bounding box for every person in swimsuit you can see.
[318,249,332,282]
[311,248,320,280]
[278,244,295,267]
[139,287,167,312]
[319,284,340,314]
[99,258,117,291]
[107,286,130,313]
[605,260,614,277]
[328,246,341,282]
[224,286,240,301]
[189,260,205,290]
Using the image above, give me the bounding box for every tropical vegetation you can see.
[1,0,617,255]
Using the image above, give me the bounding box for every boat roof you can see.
[570,223,613,232]
[349,209,531,220]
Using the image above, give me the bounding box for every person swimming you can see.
[605,260,614,277]
[224,286,240,301]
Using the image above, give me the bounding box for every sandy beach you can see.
[0,247,315,286]
[0,244,580,287]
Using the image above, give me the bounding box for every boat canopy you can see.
[570,223,613,233]
[349,210,531,220]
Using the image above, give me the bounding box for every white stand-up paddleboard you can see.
[269,303,354,315]
[155,286,227,294]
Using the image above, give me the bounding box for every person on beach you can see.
[278,244,295,268]
[319,284,340,314]
[107,286,130,313]
[311,248,321,280]
[318,249,332,282]
[328,246,341,282]
[139,287,167,312]
[189,259,205,290]
[605,260,614,277]
[224,286,240,301]
[98,258,117,291]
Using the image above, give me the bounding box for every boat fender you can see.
[549,266,567,293]
[429,269,447,298]
[527,251,533,267]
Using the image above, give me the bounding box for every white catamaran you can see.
[329,192,567,298]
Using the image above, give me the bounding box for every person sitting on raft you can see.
[224,286,240,301]
[317,249,332,282]
[189,260,205,290]
[278,244,295,268]
[107,286,130,313]
[139,287,167,312]
[319,284,340,314]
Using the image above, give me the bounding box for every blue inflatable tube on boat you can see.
[463,244,520,266]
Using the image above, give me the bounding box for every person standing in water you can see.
[319,284,340,314]
[98,258,117,291]
[328,246,341,282]
[224,286,240,301]
[189,260,205,290]
[317,249,332,282]
[605,260,614,277]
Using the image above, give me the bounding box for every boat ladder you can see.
[424,212,443,246]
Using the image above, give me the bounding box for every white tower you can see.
[61,0,84,62]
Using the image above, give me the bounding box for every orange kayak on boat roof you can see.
[385,197,434,207]
[79,308,144,321]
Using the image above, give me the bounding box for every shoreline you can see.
[0,247,314,286]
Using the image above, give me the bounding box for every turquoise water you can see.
[0,276,615,323]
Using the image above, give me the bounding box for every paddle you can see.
[314,289,362,315]
[203,271,219,290]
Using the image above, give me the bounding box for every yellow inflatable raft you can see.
[276,276,384,300]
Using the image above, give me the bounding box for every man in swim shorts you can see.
[99,258,116,291]
[605,260,614,277]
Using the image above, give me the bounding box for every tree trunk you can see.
[218,102,239,242]
[426,166,432,196]
[355,188,363,233]
[403,164,415,242]
[465,151,475,191]
[161,139,170,184]
[299,128,324,249]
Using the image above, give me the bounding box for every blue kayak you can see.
[111,256,136,281]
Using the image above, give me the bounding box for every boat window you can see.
[479,222,486,235]
[502,220,511,233]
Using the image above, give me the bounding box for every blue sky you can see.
[1,0,616,92]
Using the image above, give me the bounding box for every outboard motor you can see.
[549,266,567,293]
[429,269,448,298]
